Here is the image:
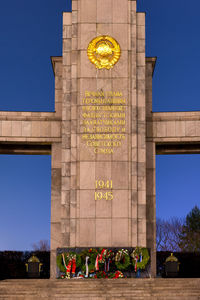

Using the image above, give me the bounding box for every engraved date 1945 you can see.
[95,180,113,201]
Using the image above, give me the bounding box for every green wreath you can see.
[80,248,98,273]
[56,252,81,273]
[115,250,130,270]
[131,247,150,270]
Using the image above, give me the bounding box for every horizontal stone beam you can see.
[147,111,200,141]
[0,119,61,142]
[0,111,60,120]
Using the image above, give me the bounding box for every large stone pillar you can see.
[59,0,148,248]
[52,0,157,277]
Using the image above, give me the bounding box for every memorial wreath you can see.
[56,252,81,275]
[114,249,130,270]
[80,248,98,274]
[57,247,150,278]
[131,247,150,272]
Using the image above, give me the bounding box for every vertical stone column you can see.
[50,59,63,278]
[75,0,133,247]
[136,12,146,246]
[130,2,147,248]
[54,59,63,118]
[70,1,78,247]
[146,59,156,277]
[51,142,62,278]
[130,0,138,247]
[61,12,72,249]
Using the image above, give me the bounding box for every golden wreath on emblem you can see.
[87,36,121,69]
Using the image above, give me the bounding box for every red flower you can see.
[113,271,123,279]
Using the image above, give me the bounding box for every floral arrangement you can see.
[56,252,81,278]
[109,271,124,278]
[57,247,150,279]
[95,248,114,272]
[79,248,98,275]
[131,247,150,272]
[115,249,130,270]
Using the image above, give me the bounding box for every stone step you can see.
[0,296,200,300]
[0,280,199,288]
[1,279,199,286]
[0,279,199,299]
[0,294,200,300]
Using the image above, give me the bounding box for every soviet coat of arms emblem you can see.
[87,36,121,70]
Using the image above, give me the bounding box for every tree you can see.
[32,240,50,251]
[156,217,183,252]
[179,206,200,252]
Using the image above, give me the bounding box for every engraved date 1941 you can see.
[95,180,113,201]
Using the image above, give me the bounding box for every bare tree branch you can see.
[32,240,50,251]
[156,217,183,251]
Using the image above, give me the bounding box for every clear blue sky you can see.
[0,0,199,250]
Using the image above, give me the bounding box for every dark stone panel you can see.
[0,143,51,155]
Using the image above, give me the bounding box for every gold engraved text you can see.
[81,90,127,154]
[95,179,113,201]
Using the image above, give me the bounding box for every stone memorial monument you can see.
[1,0,200,279]
[52,0,156,278]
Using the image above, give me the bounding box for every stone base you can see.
[0,279,200,299]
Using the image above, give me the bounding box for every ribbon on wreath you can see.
[134,255,139,272]
[62,253,76,278]
[95,249,107,271]
[85,256,89,277]
[115,251,122,262]
[135,253,143,272]
[71,258,76,274]
[95,254,99,271]
[62,253,68,270]
[104,258,111,272]
[115,249,128,262]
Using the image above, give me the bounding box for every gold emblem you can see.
[87,36,121,69]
